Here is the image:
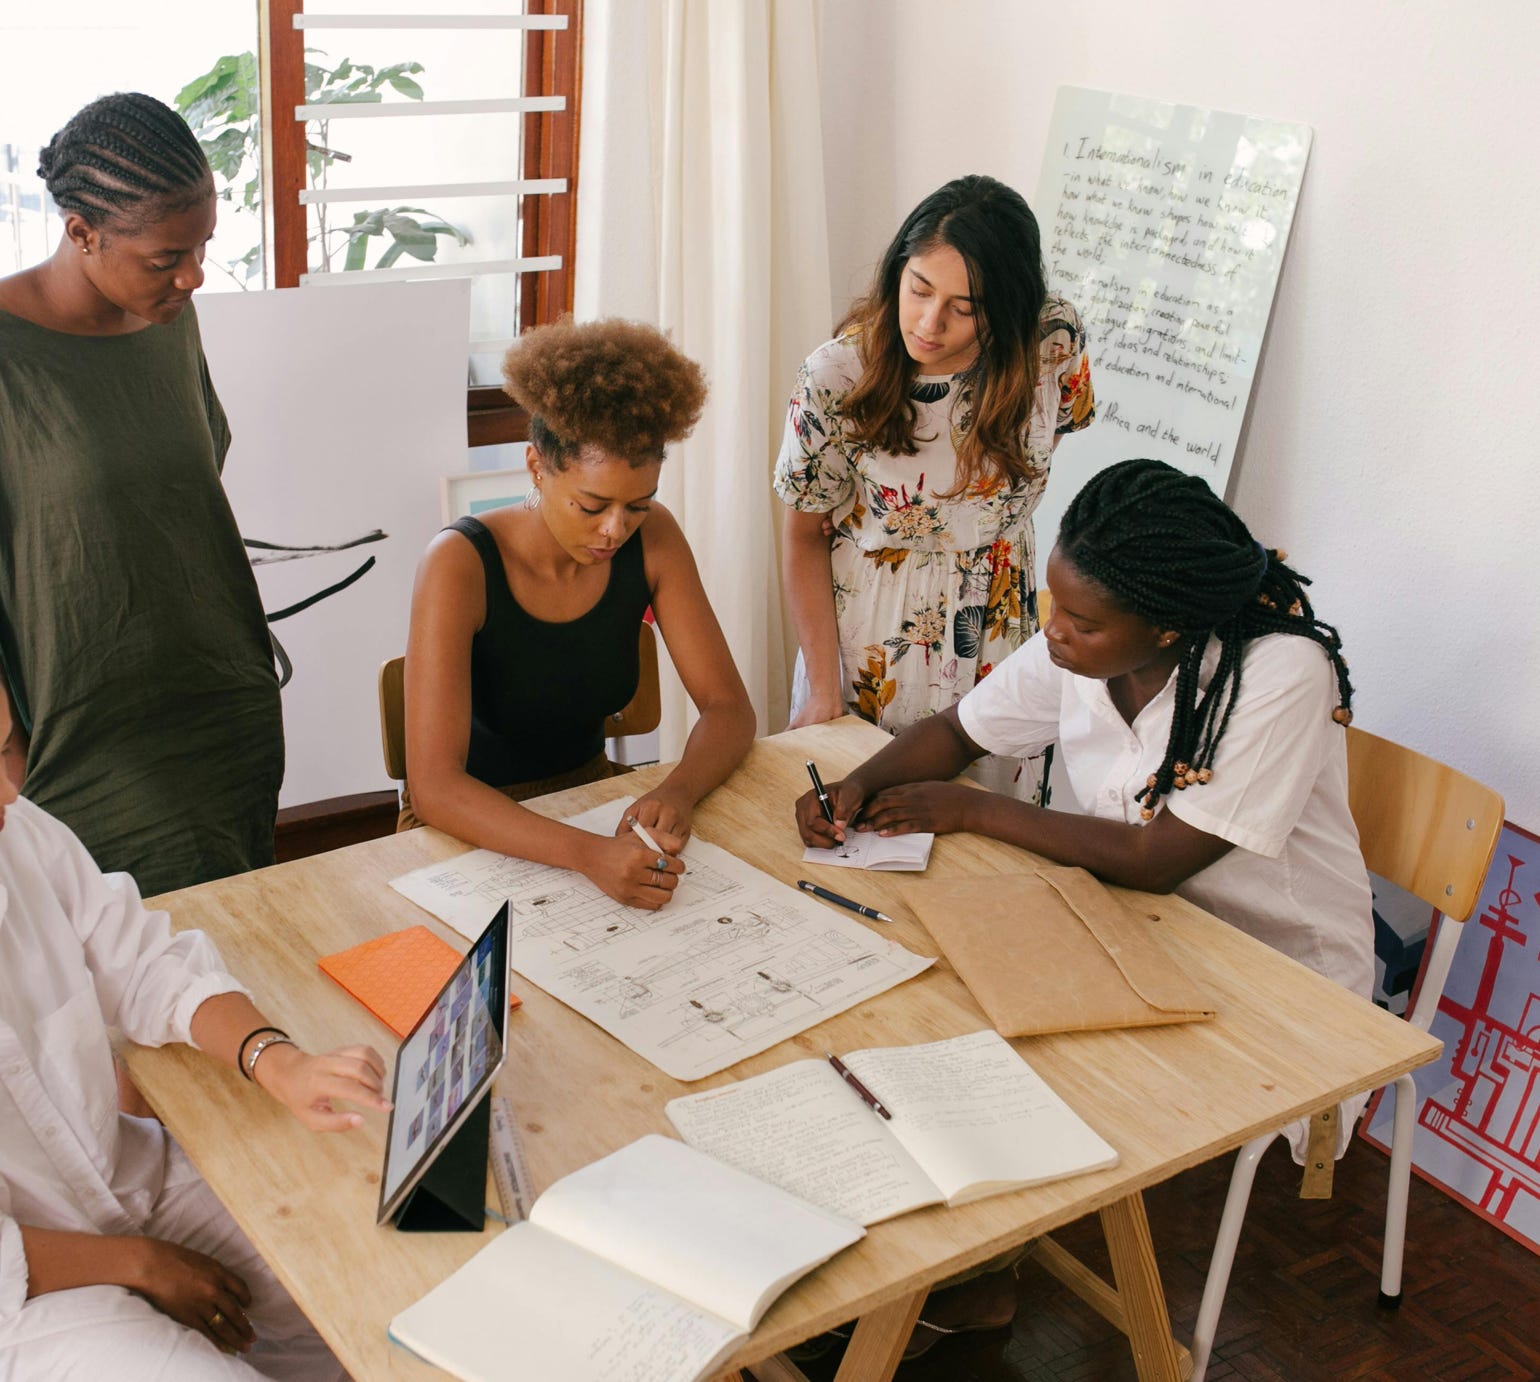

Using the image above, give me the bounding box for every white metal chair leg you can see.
[1374,912,1457,1307]
[1190,1130,1280,1382]
[1379,1071,1418,1306]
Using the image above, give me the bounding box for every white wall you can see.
[818,0,1540,826]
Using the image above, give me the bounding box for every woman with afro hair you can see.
[403,318,755,909]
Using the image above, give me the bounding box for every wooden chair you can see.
[378,621,663,784]
[1188,726,1504,1380]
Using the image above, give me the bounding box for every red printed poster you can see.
[1362,821,1540,1254]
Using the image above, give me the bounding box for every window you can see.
[263,0,582,445]
[0,0,263,288]
[0,2,580,446]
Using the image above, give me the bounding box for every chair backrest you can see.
[610,620,663,739]
[379,656,406,781]
[1345,725,1504,925]
[377,622,662,782]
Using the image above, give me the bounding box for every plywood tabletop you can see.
[124,719,1440,1377]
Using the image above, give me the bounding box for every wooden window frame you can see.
[261,0,583,448]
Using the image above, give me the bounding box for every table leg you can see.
[832,1286,928,1382]
[1100,1192,1183,1382]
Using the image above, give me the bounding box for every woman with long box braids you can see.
[796,457,1374,1164]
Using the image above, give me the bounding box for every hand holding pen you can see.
[796,759,868,849]
[616,788,694,846]
[584,818,685,911]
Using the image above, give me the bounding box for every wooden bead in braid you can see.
[1057,459,1354,819]
[38,92,211,230]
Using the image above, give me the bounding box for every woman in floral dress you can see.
[775,174,1095,797]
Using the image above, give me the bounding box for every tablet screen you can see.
[377,904,509,1223]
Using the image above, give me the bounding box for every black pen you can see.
[805,759,836,825]
[827,1052,892,1120]
[797,878,893,924]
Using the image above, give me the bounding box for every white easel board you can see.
[198,280,470,807]
[1032,86,1311,579]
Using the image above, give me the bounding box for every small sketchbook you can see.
[802,828,934,872]
[388,1134,863,1382]
[667,1030,1118,1226]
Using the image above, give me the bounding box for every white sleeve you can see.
[956,634,1065,759]
[0,1183,24,1326]
[28,806,247,1049]
[1166,636,1341,858]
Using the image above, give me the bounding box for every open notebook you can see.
[388,1134,863,1382]
[802,828,933,872]
[667,1030,1118,1226]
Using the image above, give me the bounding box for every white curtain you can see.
[575,0,832,757]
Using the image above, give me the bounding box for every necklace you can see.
[909,378,950,404]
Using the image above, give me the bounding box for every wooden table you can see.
[125,719,1441,1382]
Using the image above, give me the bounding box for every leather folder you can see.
[901,865,1215,1036]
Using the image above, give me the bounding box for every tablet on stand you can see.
[376,903,510,1232]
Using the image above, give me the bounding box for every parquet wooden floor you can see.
[794,1138,1540,1381]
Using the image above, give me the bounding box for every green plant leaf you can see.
[203,126,249,180]
[347,209,387,238]
[174,70,220,110]
[343,226,373,272]
[386,73,425,100]
[379,207,474,247]
[175,53,244,112]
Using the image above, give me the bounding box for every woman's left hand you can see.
[252,1043,392,1132]
[618,788,695,846]
[859,781,977,837]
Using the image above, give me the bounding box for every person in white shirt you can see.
[0,685,391,1379]
[796,457,1373,1093]
[793,457,1373,1355]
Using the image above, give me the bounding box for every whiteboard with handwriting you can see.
[1032,86,1311,576]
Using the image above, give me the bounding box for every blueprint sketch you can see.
[389,802,934,1080]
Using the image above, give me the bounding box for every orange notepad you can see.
[318,926,520,1038]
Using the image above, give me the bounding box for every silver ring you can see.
[653,855,668,873]
[623,815,636,827]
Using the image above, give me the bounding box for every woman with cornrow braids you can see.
[0,93,282,896]
[797,458,1374,1154]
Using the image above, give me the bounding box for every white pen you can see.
[629,817,685,873]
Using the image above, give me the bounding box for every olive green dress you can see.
[0,303,283,895]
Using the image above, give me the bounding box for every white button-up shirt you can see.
[958,632,1374,1000]
[0,797,246,1325]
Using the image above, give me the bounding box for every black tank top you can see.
[450,516,652,786]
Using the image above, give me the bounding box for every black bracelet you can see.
[236,1026,287,1081]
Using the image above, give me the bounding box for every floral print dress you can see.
[774,293,1095,797]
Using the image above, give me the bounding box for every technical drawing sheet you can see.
[389,801,934,1080]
